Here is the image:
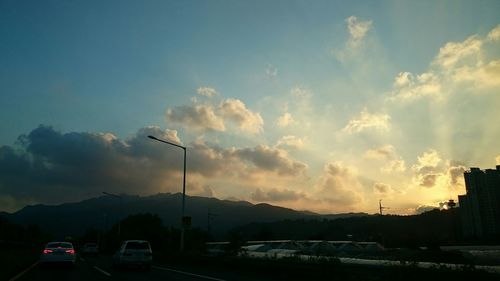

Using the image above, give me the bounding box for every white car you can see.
[40,242,77,265]
[82,242,99,255]
[113,240,152,269]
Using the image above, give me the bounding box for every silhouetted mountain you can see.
[2,193,367,239]
[233,208,467,247]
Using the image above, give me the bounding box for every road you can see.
[14,255,269,281]
[15,256,248,281]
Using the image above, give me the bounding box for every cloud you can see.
[187,141,308,179]
[266,64,278,77]
[434,35,483,69]
[276,112,294,127]
[343,108,390,134]
[487,25,500,41]
[234,145,307,176]
[314,162,363,210]
[496,155,500,165]
[276,135,305,150]
[373,182,393,195]
[0,125,309,211]
[290,87,312,100]
[447,162,467,187]
[393,72,413,87]
[346,16,372,48]
[365,145,406,173]
[166,104,225,132]
[409,149,467,192]
[390,24,500,101]
[251,188,304,202]
[197,87,217,98]
[414,205,439,214]
[166,94,264,134]
[412,149,442,173]
[219,98,264,134]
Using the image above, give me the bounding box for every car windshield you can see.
[47,242,73,248]
[125,241,150,250]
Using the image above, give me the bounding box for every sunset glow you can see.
[0,1,499,215]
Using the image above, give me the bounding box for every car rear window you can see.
[47,242,73,248]
[125,241,150,250]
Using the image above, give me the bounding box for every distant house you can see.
[459,166,500,239]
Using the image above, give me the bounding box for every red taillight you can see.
[43,249,53,254]
[65,249,75,254]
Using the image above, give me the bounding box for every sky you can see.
[1,0,499,214]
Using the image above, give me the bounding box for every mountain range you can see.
[1,193,368,239]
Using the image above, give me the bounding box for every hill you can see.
[1,193,367,239]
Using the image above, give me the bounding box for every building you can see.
[458,166,500,239]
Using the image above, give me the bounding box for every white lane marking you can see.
[152,265,226,281]
[8,261,39,281]
[93,266,112,277]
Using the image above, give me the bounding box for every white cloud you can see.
[393,72,413,87]
[219,98,264,134]
[452,59,500,88]
[390,24,500,101]
[434,36,483,69]
[346,16,372,48]
[412,149,442,173]
[487,25,500,41]
[266,64,278,77]
[166,104,225,132]
[365,145,406,173]
[276,112,294,127]
[166,95,263,134]
[343,108,390,134]
[290,86,312,100]
[197,87,217,98]
[276,135,305,150]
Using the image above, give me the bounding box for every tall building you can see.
[458,166,500,239]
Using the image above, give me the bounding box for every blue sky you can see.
[1,0,499,213]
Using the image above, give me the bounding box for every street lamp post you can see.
[102,192,123,238]
[147,135,187,253]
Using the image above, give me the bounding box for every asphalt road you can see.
[13,255,274,281]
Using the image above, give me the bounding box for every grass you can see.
[155,253,499,281]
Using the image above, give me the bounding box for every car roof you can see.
[123,240,149,243]
[46,241,73,247]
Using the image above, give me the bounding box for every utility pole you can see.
[379,199,389,215]
[207,208,217,235]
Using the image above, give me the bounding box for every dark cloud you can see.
[234,145,307,176]
[419,173,439,188]
[373,182,390,194]
[447,162,467,186]
[0,125,182,209]
[0,125,307,211]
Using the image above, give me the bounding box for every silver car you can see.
[40,242,77,265]
[113,240,152,269]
